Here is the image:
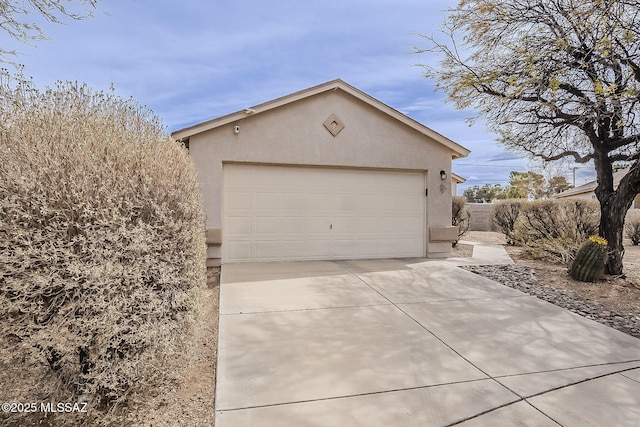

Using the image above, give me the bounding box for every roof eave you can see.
[451,172,467,184]
[171,79,471,159]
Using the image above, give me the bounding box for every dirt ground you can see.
[458,231,640,318]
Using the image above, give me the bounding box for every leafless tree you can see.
[0,0,97,61]
[418,0,640,275]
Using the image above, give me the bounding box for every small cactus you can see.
[569,236,608,282]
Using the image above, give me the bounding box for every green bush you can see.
[514,199,600,263]
[0,72,206,425]
[452,196,471,246]
[490,199,523,245]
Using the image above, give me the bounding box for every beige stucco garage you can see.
[172,79,470,265]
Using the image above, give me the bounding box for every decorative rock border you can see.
[462,264,640,339]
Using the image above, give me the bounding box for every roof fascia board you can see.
[336,81,470,159]
[554,169,629,198]
[171,79,470,158]
[172,79,344,141]
[451,172,466,183]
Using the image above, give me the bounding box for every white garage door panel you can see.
[223,164,425,262]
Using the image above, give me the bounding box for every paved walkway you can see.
[215,256,640,426]
[449,239,515,265]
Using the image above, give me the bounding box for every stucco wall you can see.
[188,89,456,260]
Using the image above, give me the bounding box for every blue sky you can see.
[0,0,596,193]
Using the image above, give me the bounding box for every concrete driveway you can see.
[215,259,640,426]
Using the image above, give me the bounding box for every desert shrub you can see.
[0,71,207,426]
[514,199,599,263]
[490,199,523,245]
[452,196,471,246]
[625,210,640,245]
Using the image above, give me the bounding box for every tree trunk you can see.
[595,164,640,276]
[597,163,640,275]
[599,199,626,276]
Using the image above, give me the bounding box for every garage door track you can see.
[215,259,640,426]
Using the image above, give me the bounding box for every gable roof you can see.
[451,172,466,184]
[553,169,628,198]
[171,79,470,159]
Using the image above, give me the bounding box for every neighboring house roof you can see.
[451,172,466,184]
[553,169,629,198]
[171,79,470,159]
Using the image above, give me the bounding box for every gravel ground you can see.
[463,264,640,339]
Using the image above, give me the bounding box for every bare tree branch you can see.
[416,0,640,275]
[0,0,98,62]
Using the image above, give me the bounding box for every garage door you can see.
[223,164,426,262]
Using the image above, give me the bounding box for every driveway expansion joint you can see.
[220,303,393,316]
[216,377,501,413]
[342,265,508,396]
[621,372,640,384]
[392,294,530,305]
[493,359,640,381]
[444,398,563,427]
[530,368,638,397]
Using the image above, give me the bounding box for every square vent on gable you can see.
[323,113,345,137]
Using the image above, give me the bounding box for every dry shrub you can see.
[490,199,523,245]
[0,71,207,426]
[625,209,640,245]
[452,196,471,246]
[514,199,600,263]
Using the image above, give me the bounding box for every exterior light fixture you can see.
[440,170,447,181]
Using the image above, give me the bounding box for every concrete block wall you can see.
[467,203,493,231]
